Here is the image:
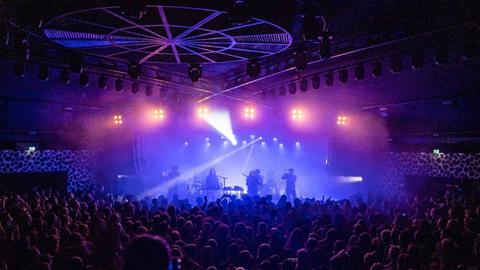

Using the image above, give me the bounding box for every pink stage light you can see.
[153,109,165,121]
[113,115,123,125]
[197,107,208,118]
[337,115,348,126]
[291,108,304,121]
[243,107,255,119]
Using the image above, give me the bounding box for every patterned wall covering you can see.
[0,150,96,191]
[383,152,480,193]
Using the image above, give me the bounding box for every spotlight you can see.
[336,115,348,126]
[79,72,89,87]
[128,62,141,80]
[153,109,165,120]
[279,143,284,148]
[291,109,304,121]
[120,0,147,20]
[278,84,287,96]
[273,137,278,142]
[197,107,208,118]
[68,54,84,73]
[115,79,124,92]
[261,141,266,146]
[339,69,348,83]
[295,141,301,147]
[131,81,139,94]
[294,49,308,72]
[250,135,255,139]
[145,84,153,96]
[14,61,26,77]
[60,69,70,85]
[184,141,189,146]
[435,47,448,65]
[243,107,255,119]
[113,115,123,125]
[223,141,229,146]
[411,51,423,69]
[354,65,364,80]
[246,59,261,78]
[206,142,211,147]
[311,76,320,89]
[390,56,402,73]
[242,140,247,145]
[372,61,382,77]
[98,76,107,89]
[38,65,49,81]
[325,72,333,86]
[299,79,308,92]
[229,0,251,25]
[188,64,202,82]
[205,137,210,142]
[288,81,297,95]
[320,31,332,58]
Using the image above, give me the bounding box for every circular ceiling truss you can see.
[42,5,293,64]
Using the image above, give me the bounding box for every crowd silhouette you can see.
[0,184,478,270]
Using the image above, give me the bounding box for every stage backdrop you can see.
[133,134,329,198]
[0,150,96,191]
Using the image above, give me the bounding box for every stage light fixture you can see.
[372,61,382,77]
[411,51,424,69]
[131,81,139,94]
[339,69,348,83]
[205,137,210,142]
[197,107,208,118]
[311,76,320,89]
[435,47,448,65]
[79,71,89,87]
[113,115,123,125]
[242,140,247,145]
[336,115,348,126]
[153,109,165,120]
[300,79,308,92]
[115,79,124,92]
[354,65,365,80]
[294,49,308,72]
[223,141,229,146]
[38,65,49,81]
[295,141,301,147]
[188,64,202,82]
[261,141,266,146]
[250,134,255,139]
[279,143,284,148]
[120,0,147,20]
[68,54,84,73]
[184,141,189,146]
[128,62,141,80]
[243,107,255,119]
[390,56,402,73]
[145,84,153,96]
[98,76,107,89]
[288,81,297,95]
[320,31,332,58]
[325,72,334,86]
[291,109,304,121]
[60,69,70,85]
[14,61,26,77]
[246,59,261,78]
[229,0,251,25]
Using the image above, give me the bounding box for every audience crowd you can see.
[1,185,479,270]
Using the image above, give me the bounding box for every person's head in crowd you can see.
[123,235,171,270]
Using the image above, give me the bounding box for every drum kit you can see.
[190,173,245,198]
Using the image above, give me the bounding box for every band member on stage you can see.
[282,168,297,201]
[246,169,263,196]
[204,168,220,193]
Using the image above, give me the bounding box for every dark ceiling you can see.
[0,0,479,145]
